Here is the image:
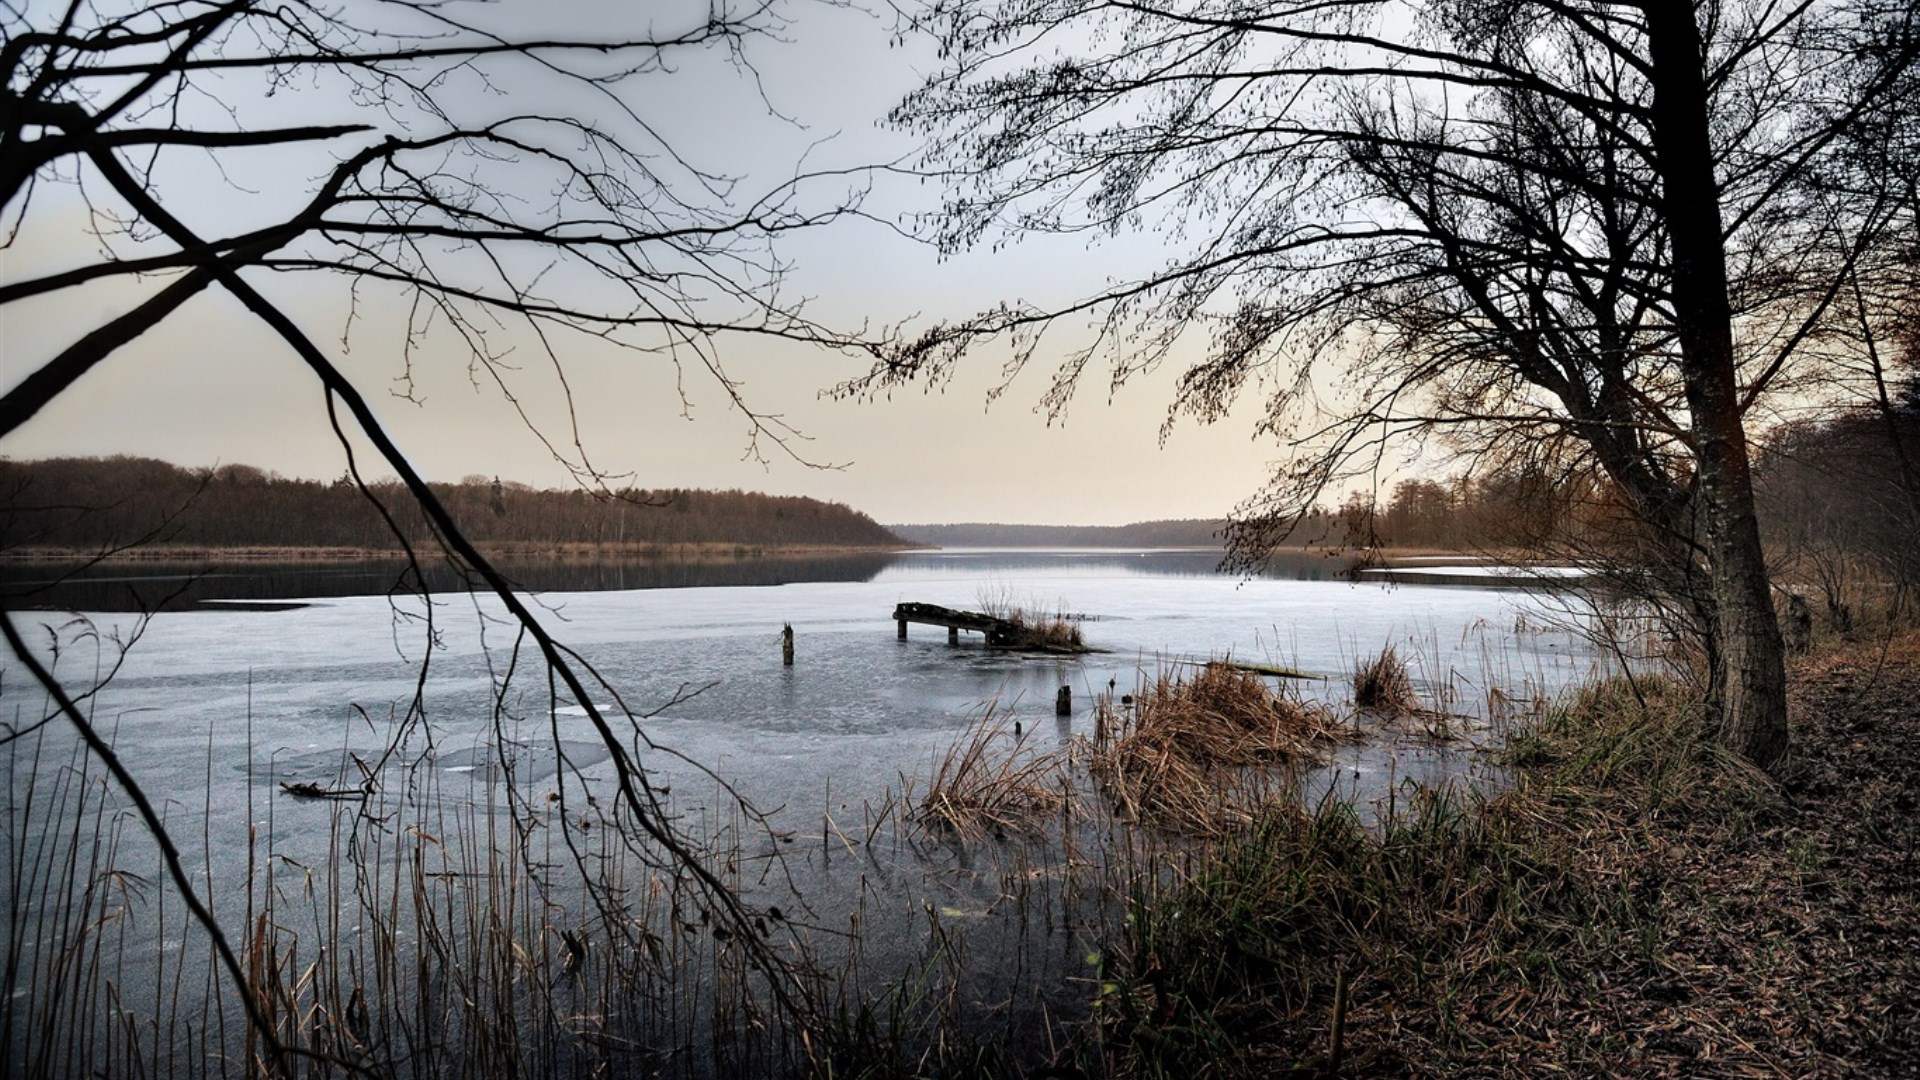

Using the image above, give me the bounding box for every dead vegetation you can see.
[1091,662,1351,833]
[1003,610,1085,650]
[1352,642,1420,713]
[975,586,1088,650]
[911,710,1067,840]
[1091,634,1920,1078]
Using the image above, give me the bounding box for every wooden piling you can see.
[781,623,794,667]
[948,625,959,645]
[1056,685,1071,716]
[897,619,907,640]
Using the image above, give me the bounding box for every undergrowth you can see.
[1090,663,1350,834]
[1096,672,1787,1076]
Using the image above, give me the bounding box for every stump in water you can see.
[782,623,794,666]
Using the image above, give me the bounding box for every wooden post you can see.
[781,623,794,667]
[1056,685,1071,716]
[897,619,907,640]
[948,626,959,645]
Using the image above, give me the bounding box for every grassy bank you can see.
[822,635,1920,1076]
[1069,636,1920,1077]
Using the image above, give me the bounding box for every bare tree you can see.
[851,0,1919,769]
[2,0,887,1071]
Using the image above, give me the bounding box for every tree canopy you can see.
[855,0,1920,767]
[2,2,885,1060]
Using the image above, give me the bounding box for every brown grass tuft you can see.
[1352,643,1419,713]
[1000,609,1085,649]
[1092,663,1349,833]
[975,586,1087,650]
[912,710,1067,840]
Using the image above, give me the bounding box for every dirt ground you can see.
[1514,635,1920,1077]
[1669,635,1920,1076]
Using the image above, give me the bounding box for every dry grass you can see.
[1093,634,1920,1078]
[1352,642,1420,713]
[1091,663,1350,834]
[1002,610,1085,650]
[1095,674,1752,1078]
[0,672,829,1080]
[974,586,1087,650]
[911,710,1067,841]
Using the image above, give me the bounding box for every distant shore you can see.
[0,542,1524,566]
[0,541,930,563]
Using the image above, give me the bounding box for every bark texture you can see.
[1645,2,1790,768]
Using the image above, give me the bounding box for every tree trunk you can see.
[1645,2,1790,769]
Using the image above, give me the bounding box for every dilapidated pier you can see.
[893,602,1026,646]
[892,601,1096,652]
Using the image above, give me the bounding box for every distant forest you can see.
[892,483,1581,551]
[11,407,1909,570]
[0,457,908,553]
[889,520,1229,548]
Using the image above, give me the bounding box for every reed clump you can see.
[1005,611,1084,650]
[1091,663,1348,833]
[1092,671,1799,1077]
[1352,643,1419,713]
[912,711,1067,840]
[975,586,1087,650]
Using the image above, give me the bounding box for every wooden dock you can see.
[893,601,1027,646]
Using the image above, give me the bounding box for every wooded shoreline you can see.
[0,540,927,563]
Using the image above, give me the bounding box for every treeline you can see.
[1345,395,1920,624]
[895,487,1582,552]
[1334,471,1592,552]
[1753,403,1920,625]
[889,519,1228,548]
[0,457,908,553]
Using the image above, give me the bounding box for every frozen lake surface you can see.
[6,549,1604,836]
[2,548,1616,1075]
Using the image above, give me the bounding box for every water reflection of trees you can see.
[885,549,1365,581]
[4,549,1376,612]
[2,553,903,612]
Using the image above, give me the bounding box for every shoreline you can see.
[0,542,1548,566]
[1088,629,1920,1076]
[0,541,931,563]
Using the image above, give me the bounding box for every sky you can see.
[0,0,1285,526]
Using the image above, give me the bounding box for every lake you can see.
[0,548,1611,1076]
[3,548,1602,822]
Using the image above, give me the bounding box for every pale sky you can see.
[0,0,1282,526]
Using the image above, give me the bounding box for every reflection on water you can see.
[1,546,1369,611]
[883,546,1365,581]
[1,550,904,611]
